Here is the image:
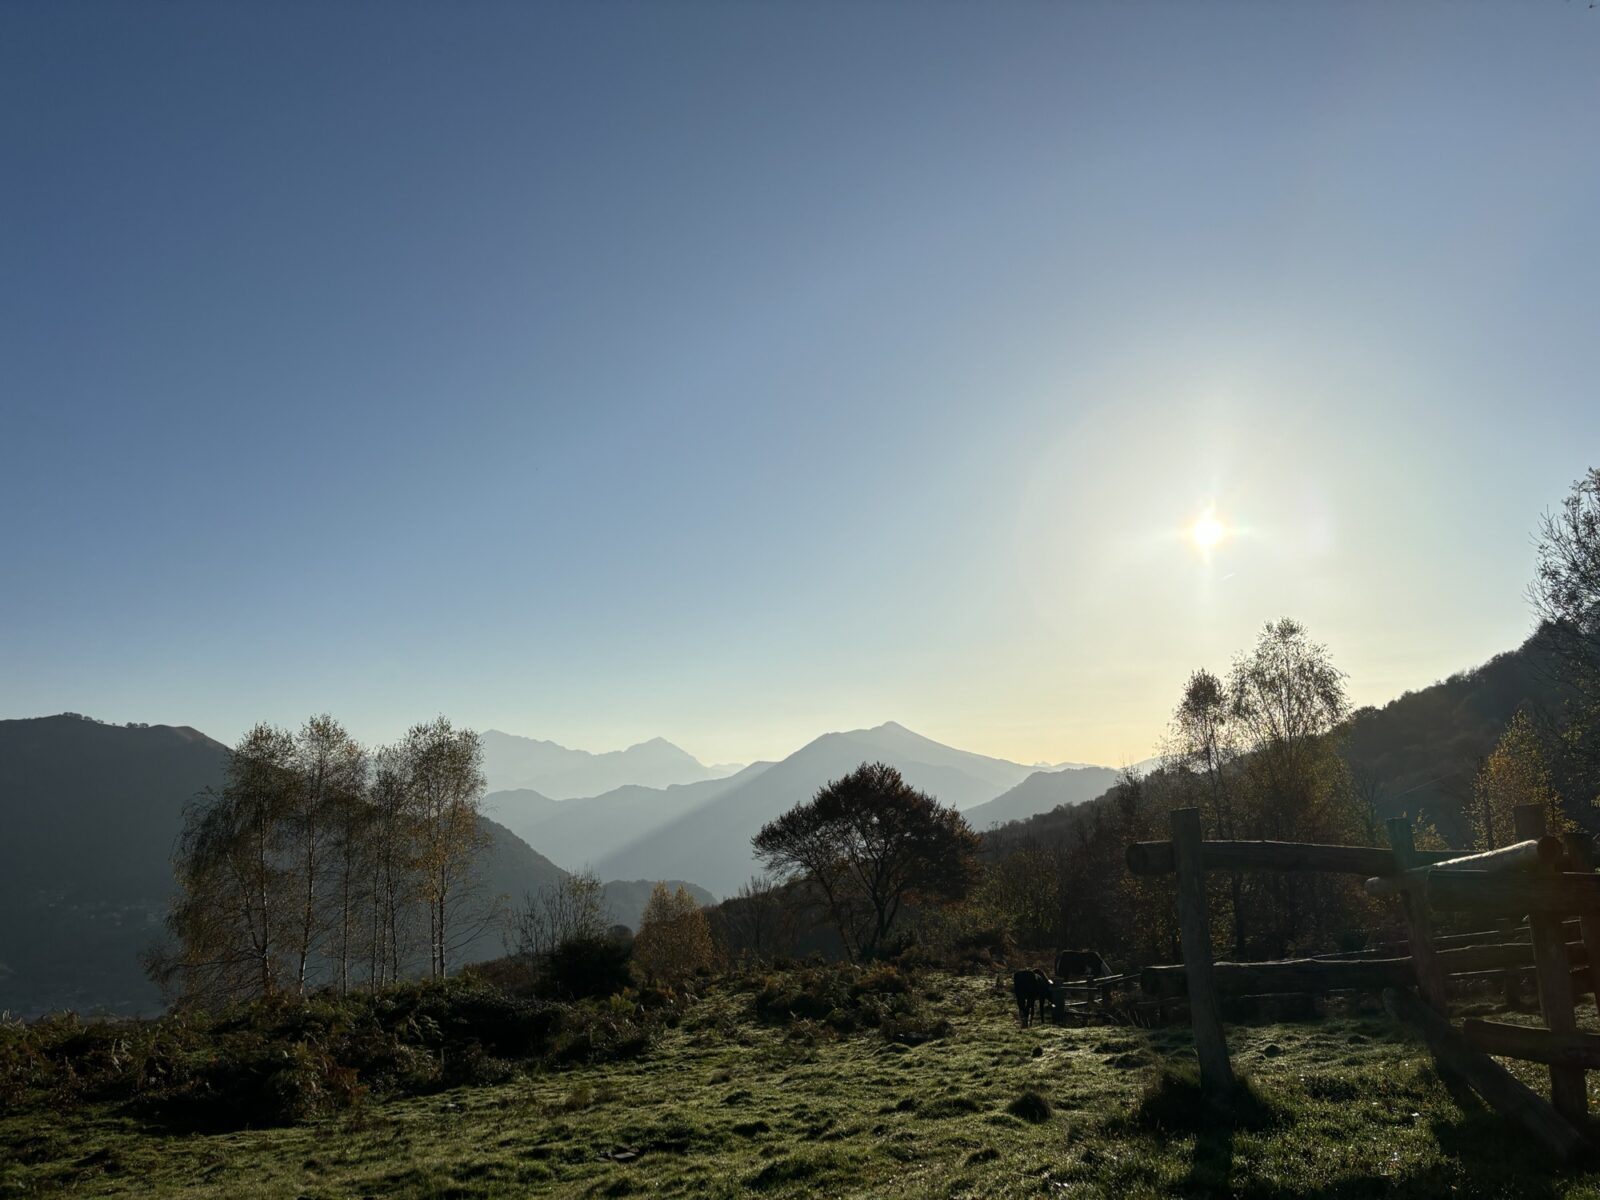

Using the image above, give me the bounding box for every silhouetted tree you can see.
[1532,467,1600,692]
[514,869,608,962]
[753,761,981,960]
[729,874,789,962]
[1168,668,1249,955]
[1531,467,1600,809]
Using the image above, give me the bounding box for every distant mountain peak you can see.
[480,728,728,799]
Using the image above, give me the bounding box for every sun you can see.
[1190,509,1226,550]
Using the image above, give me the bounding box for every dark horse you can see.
[1053,949,1112,983]
[1012,968,1055,1027]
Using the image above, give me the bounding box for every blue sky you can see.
[3,2,1597,766]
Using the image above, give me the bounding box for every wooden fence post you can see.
[1171,807,1234,1100]
[1387,816,1474,1099]
[1563,830,1600,1018]
[1514,804,1586,1124]
[1388,818,1449,1013]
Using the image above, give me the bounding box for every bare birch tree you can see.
[402,717,489,980]
[152,723,298,1007]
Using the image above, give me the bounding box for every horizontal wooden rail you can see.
[1438,939,1587,974]
[1420,871,1600,916]
[1139,940,1588,998]
[1462,1019,1600,1069]
[1141,957,1417,997]
[1364,840,1544,898]
[1441,966,1536,988]
[1368,921,1575,956]
[1125,839,1460,878]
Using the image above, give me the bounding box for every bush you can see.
[540,934,633,1001]
[753,968,854,1025]
[752,964,933,1042]
[1,978,566,1130]
[550,1006,655,1064]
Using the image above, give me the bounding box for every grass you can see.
[6,972,1600,1198]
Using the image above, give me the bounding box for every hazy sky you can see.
[4,3,1597,767]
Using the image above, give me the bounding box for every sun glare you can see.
[1190,510,1226,550]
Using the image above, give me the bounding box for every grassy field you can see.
[7,971,1600,1199]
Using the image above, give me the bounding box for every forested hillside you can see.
[974,621,1588,970]
[1341,627,1573,845]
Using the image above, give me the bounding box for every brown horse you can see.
[1012,968,1054,1027]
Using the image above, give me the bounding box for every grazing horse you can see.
[1012,968,1055,1028]
[1053,949,1112,983]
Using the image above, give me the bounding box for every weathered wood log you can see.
[1390,818,1451,1018]
[1563,832,1600,1017]
[1371,921,1573,956]
[1220,992,1319,1022]
[1463,1018,1600,1069]
[1498,917,1525,1007]
[1141,941,1584,997]
[1126,839,1460,878]
[1171,808,1234,1099]
[1364,839,1542,898]
[1141,956,1418,998]
[1438,939,1587,974]
[1515,805,1586,1125]
[1416,870,1600,915]
[1443,966,1538,989]
[1319,932,1533,962]
[1383,987,1586,1164]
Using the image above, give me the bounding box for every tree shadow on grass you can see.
[1107,1065,1283,1196]
[1117,1064,1572,1200]
[1226,1105,1567,1200]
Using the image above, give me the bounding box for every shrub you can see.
[540,934,633,1001]
[1,978,565,1130]
[754,964,930,1037]
[1007,1090,1053,1123]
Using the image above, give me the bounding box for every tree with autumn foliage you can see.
[633,882,714,981]
[1472,709,1563,849]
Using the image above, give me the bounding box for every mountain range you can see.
[0,716,1126,1015]
[582,721,1089,896]
[489,722,1119,890]
[479,729,742,799]
[11,633,1550,1020]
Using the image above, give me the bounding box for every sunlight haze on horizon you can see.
[4,2,1597,768]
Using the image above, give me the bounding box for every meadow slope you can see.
[9,970,1600,1199]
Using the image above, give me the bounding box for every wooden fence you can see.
[1126,804,1600,1163]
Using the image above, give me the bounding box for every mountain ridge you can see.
[479,728,743,798]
